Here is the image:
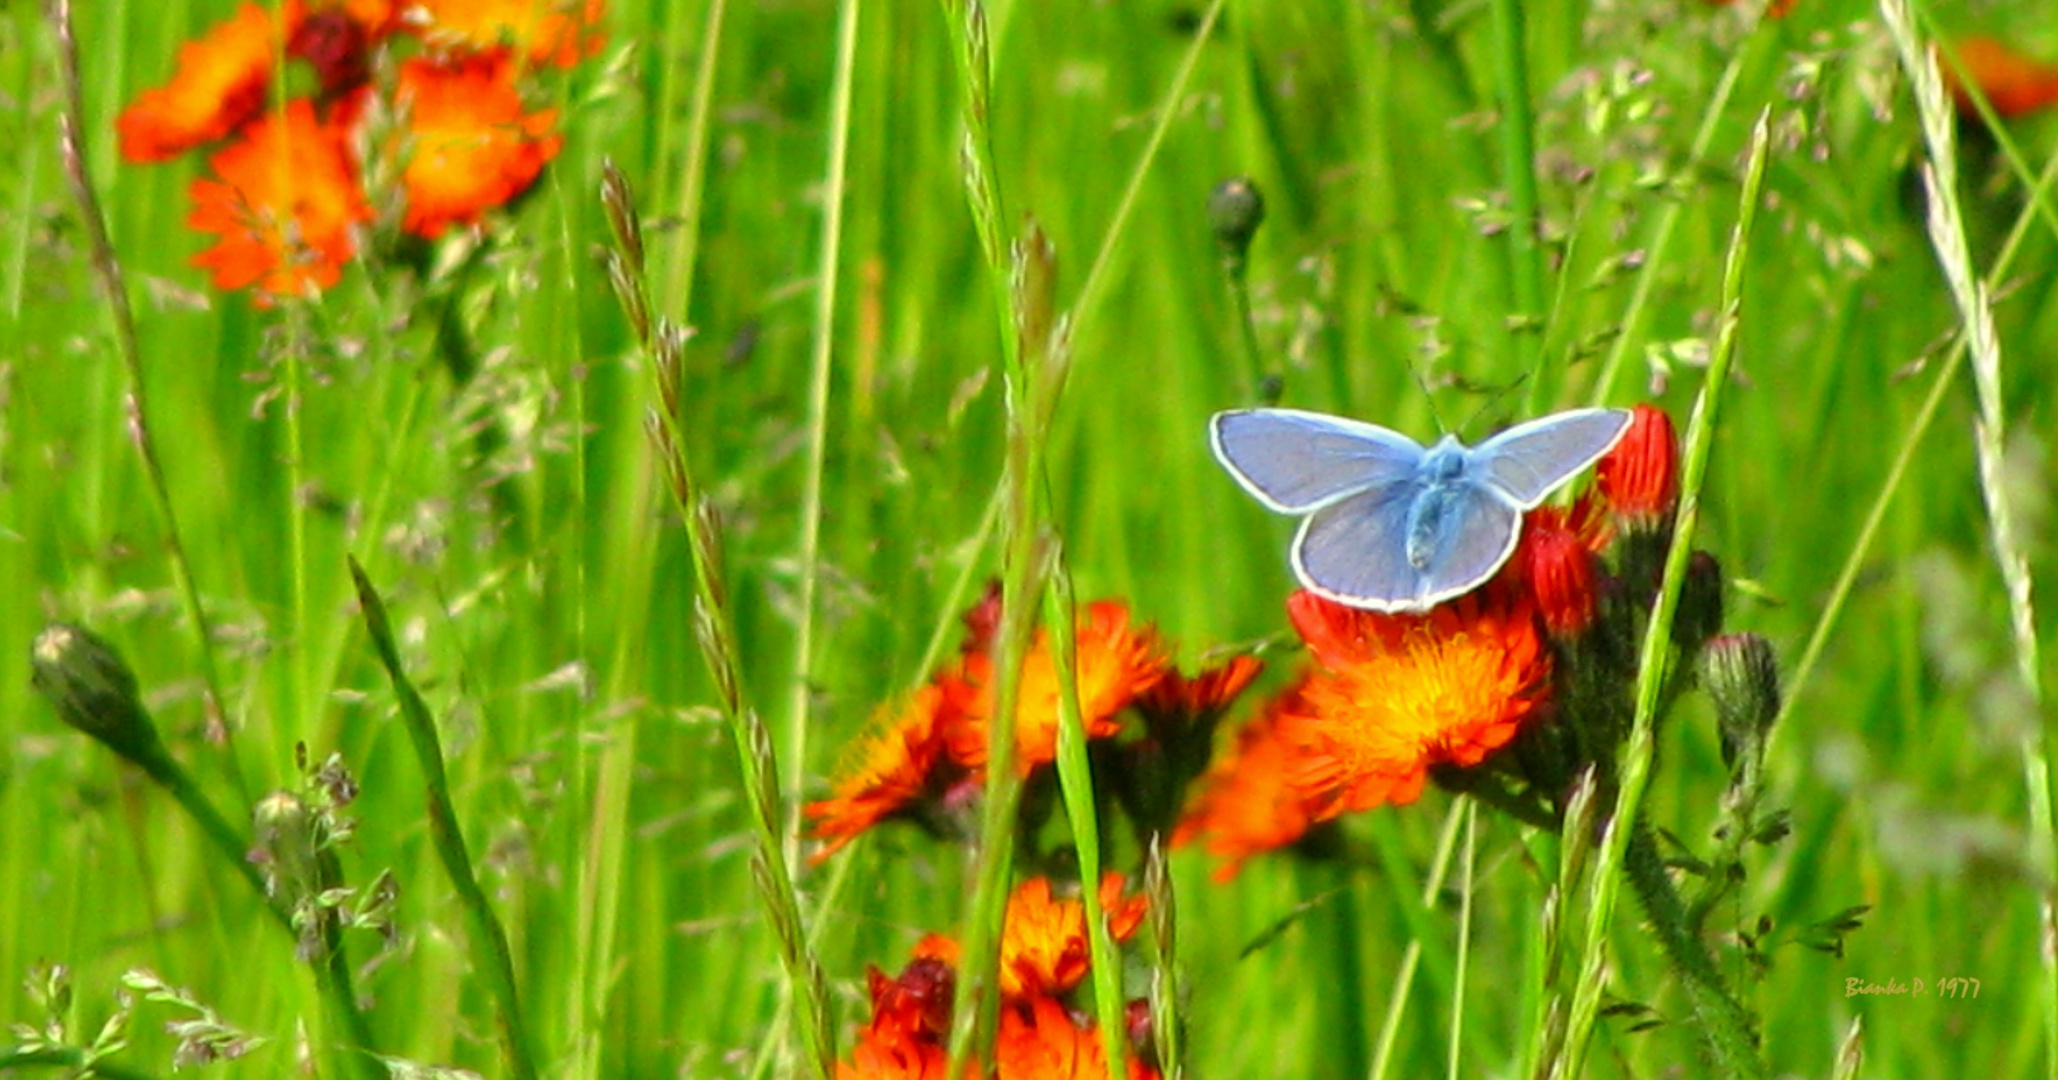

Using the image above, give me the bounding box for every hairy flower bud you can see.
[30,623,164,764]
[1208,177,1266,267]
[1597,404,1679,528]
[1702,633,1781,770]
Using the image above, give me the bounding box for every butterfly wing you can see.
[1211,408,1426,514]
[1292,481,1521,611]
[1471,408,1632,508]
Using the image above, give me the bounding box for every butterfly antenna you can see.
[1458,369,1533,437]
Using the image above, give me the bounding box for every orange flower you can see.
[188,100,371,300]
[804,684,964,861]
[118,4,288,163]
[1944,37,2058,119]
[392,52,563,238]
[1700,0,1795,17]
[1134,654,1263,721]
[1285,590,1550,817]
[995,874,1146,1000]
[1509,496,1611,638]
[407,0,607,67]
[1173,676,1330,880]
[840,955,954,1080]
[946,602,1170,775]
[1595,404,1678,528]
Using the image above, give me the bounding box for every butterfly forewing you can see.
[1212,409,1426,514]
[1472,408,1632,507]
[1293,483,1521,611]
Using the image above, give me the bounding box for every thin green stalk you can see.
[659,0,728,321]
[1144,840,1182,1080]
[787,0,862,869]
[574,8,727,1078]
[1488,0,1544,377]
[1446,802,1476,1080]
[44,0,243,803]
[1588,53,1746,407]
[1622,820,1759,1072]
[348,559,539,1080]
[0,1047,163,1080]
[599,165,835,1080]
[1068,0,1224,347]
[1045,553,1128,1080]
[1551,113,1772,1080]
[284,326,313,752]
[936,0,1036,1070]
[1367,801,1466,1080]
[1879,4,2052,1074]
[1773,147,2058,747]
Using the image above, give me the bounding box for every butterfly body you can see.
[1211,407,1631,612]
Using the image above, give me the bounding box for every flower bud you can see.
[1702,633,1780,770]
[30,623,164,764]
[251,792,324,903]
[1597,404,1679,529]
[1674,550,1725,649]
[1516,514,1601,638]
[1208,177,1266,267]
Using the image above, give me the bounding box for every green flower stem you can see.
[347,559,538,1080]
[1623,819,1760,1072]
[598,166,835,1080]
[787,0,861,870]
[1548,112,1773,1080]
[0,1046,162,1080]
[1488,0,1544,370]
[44,0,242,802]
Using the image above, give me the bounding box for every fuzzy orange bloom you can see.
[392,52,563,238]
[1173,676,1331,880]
[1595,404,1678,527]
[1134,654,1263,720]
[1285,590,1551,817]
[946,602,1170,774]
[188,100,371,300]
[804,684,963,861]
[839,955,955,1080]
[1945,37,2058,119]
[994,995,1159,1080]
[994,874,1147,1000]
[118,4,288,163]
[408,0,607,67]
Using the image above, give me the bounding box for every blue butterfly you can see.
[1210,407,1632,612]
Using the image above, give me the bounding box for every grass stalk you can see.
[599,164,835,1079]
[1045,540,1128,1077]
[1588,53,1746,407]
[937,0,1039,1070]
[347,559,539,1080]
[1487,0,1544,373]
[44,0,243,803]
[1550,112,1773,1080]
[1143,839,1182,1080]
[1773,134,2058,747]
[1878,2,2053,1072]
[1367,800,1467,1080]
[787,0,862,869]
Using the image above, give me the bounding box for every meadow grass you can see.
[4,0,2057,1077]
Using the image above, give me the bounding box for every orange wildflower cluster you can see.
[1178,404,1686,878]
[806,590,1260,860]
[116,0,599,301]
[1944,37,2058,120]
[839,875,1160,1080]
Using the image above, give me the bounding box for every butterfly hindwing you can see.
[1470,408,1632,508]
[1293,482,1522,611]
[1211,408,1426,514]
